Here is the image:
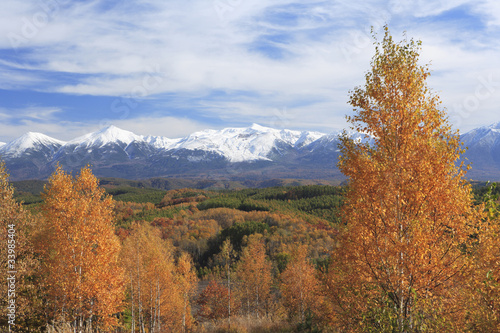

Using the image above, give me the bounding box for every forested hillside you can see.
[2,165,499,332]
[1,162,346,332]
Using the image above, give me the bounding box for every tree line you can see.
[0,162,334,332]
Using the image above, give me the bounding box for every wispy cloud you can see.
[0,106,62,123]
[0,0,499,141]
[0,106,69,141]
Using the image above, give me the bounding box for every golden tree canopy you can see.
[331,27,482,331]
[40,165,124,330]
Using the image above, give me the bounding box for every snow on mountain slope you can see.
[59,124,325,162]
[0,124,331,163]
[169,123,326,162]
[7,122,500,181]
[67,125,145,149]
[295,130,326,148]
[0,124,381,165]
[0,142,5,148]
[144,135,181,149]
[461,122,500,147]
[0,132,66,158]
[458,122,500,180]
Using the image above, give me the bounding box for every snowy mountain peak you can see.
[0,124,371,165]
[461,121,500,147]
[68,125,144,148]
[0,123,334,169]
[487,122,500,130]
[249,123,271,132]
[5,121,500,181]
[295,130,326,148]
[0,132,66,158]
[144,135,180,149]
[24,132,64,143]
[165,124,327,162]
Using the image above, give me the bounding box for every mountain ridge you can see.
[1,123,500,181]
[0,124,342,181]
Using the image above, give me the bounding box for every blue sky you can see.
[0,0,499,142]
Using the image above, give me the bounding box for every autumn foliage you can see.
[121,221,198,332]
[327,27,483,331]
[176,252,198,332]
[280,244,322,324]
[197,280,233,322]
[236,234,273,319]
[38,166,125,330]
[464,184,500,331]
[4,28,500,333]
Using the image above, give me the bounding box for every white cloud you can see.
[0,120,80,143]
[473,0,500,26]
[0,0,499,137]
[395,0,471,17]
[0,107,66,141]
[0,106,63,122]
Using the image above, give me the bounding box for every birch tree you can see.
[236,235,272,318]
[121,222,185,332]
[39,166,124,331]
[328,27,481,332]
[175,252,198,332]
[280,244,321,324]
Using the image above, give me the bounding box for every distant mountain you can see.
[155,123,325,162]
[0,132,66,158]
[0,125,344,181]
[2,123,500,181]
[460,122,500,180]
[0,132,66,179]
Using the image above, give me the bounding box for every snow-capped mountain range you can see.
[1,124,326,162]
[1,122,500,181]
[0,124,344,180]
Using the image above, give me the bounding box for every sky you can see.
[0,0,499,142]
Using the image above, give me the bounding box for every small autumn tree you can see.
[121,222,185,333]
[280,244,322,325]
[176,252,198,333]
[39,165,125,331]
[327,27,482,331]
[197,280,232,322]
[198,239,240,326]
[0,162,43,331]
[465,184,500,331]
[236,234,272,319]
[220,238,236,327]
